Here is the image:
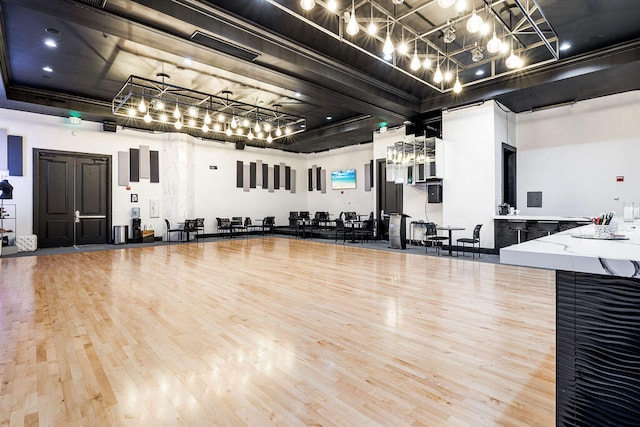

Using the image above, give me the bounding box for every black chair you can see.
[354,218,375,243]
[216,217,231,235]
[262,216,275,234]
[195,217,205,235]
[164,219,184,243]
[425,222,449,255]
[508,220,529,244]
[334,218,346,243]
[183,219,199,241]
[457,224,482,258]
[537,221,559,236]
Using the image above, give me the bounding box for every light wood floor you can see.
[0,238,555,426]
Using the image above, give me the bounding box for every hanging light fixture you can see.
[453,69,462,93]
[410,40,421,71]
[443,23,456,43]
[382,16,394,55]
[433,56,443,83]
[327,0,337,12]
[367,3,377,35]
[422,44,431,69]
[300,0,315,11]
[505,49,523,68]
[466,10,483,33]
[346,0,359,36]
[486,30,502,53]
[471,43,483,62]
[112,75,306,142]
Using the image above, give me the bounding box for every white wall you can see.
[516,91,640,217]
[306,144,374,219]
[0,108,368,237]
[192,140,307,230]
[0,109,164,237]
[442,101,501,249]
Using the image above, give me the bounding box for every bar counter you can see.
[500,222,640,426]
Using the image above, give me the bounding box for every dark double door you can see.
[35,150,111,248]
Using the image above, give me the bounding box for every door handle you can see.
[75,210,80,223]
[75,211,106,221]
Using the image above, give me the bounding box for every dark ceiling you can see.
[0,0,639,152]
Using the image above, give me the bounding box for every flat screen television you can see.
[331,169,356,190]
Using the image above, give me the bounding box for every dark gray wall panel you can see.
[7,135,23,176]
[129,148,140,182]
[150,150,159,183]
[236,160,243,188]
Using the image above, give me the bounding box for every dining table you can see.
[436,226,465,256]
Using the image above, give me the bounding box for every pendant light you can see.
[346,1,359,36]
[453,69,462,93]
[382,17,394,55]
[410,40,420,71]
[433,56,443,83]
[422,44,431,69]
[300,0,315,11]
[327,0,337,12]
[367,3,377,36]
[466,11,483,33]
[173,103,181,119]
[486,30,502,53]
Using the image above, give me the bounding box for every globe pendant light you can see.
[327,0,337,11]
[300,0,315,11]
[505,50,523,69]
[173,104,181,119]
[486,31,502,53]
[466,10,483,33]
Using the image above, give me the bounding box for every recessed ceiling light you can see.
[294,92,301,97]
[559,42,572,51]
[44,39,57,48]
[326,116,332,120]
[475,69,485,76]
[42,66,53,73]
[183,58,192,65]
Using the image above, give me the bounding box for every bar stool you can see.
[508,220,529,244]
[537,221,559,236]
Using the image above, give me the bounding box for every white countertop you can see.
[500,221,640,277]
[494,215,591,221]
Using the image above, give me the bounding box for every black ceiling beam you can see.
[420,38,640,113]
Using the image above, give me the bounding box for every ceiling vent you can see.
[77,0,107,7]
[190,31,260,62]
